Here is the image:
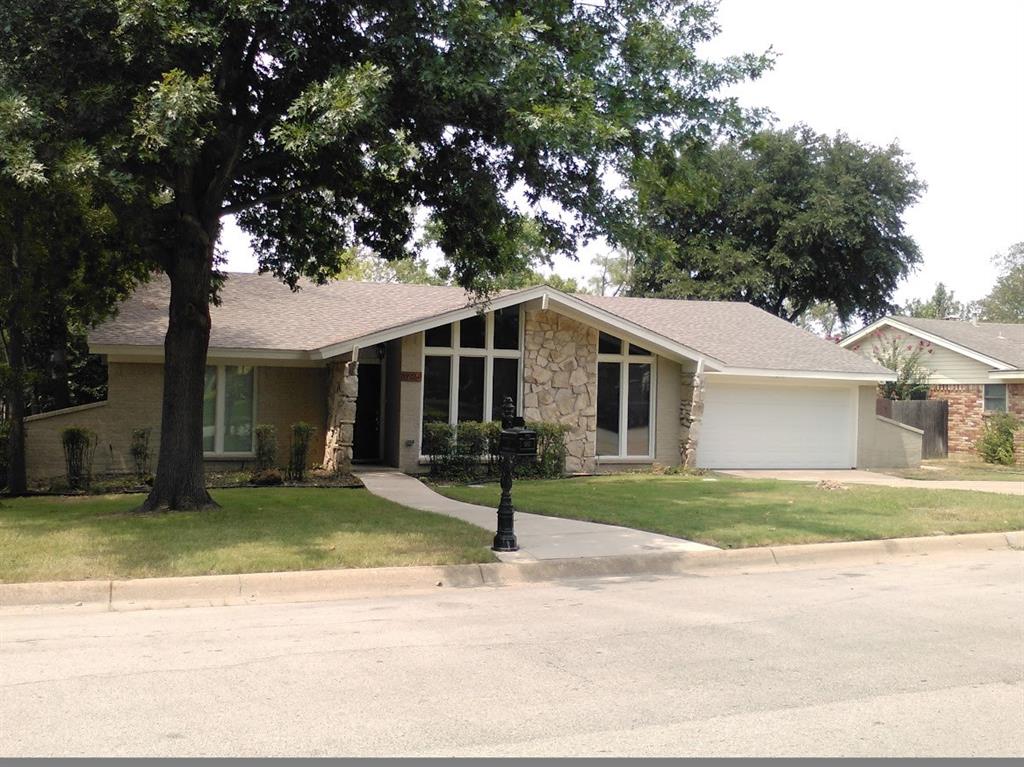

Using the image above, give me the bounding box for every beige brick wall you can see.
[24,362,329,481]
[397,333,425,473]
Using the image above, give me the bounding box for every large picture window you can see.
[422,307,522,438]
[203,365,255,455]
[596,333,655,458]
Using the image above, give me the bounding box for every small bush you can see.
[423,419,569,481]
[129,428,151,480]
[517,421,569,480]
[61,426,98,490]
[287,421,315,481]
[977,413,1019,466]
[250,467,284,486]
[254,424,278,472]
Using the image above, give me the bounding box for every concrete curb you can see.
[2,530,1020,612]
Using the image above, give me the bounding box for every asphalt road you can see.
[1,550,1022,757]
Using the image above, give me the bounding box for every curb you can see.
[2,530,1020,613]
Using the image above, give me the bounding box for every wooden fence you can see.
[876,399,948,459]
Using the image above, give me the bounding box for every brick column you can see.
[1014,429,1024,466]
[323,359,358,474]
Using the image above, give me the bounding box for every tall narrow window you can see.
[596,335,656,458]
[423,356,452,424]
[457,356,485,422]
[203,368,217,453]
[203,365,257,455]
[491,358,520,420]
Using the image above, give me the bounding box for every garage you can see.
[697,379,857,469]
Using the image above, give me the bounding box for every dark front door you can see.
[353,363,382,462]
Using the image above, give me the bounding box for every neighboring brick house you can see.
[24,275,922,481]
[841,316,1024,458]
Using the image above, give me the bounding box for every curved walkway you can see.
[721,469,1023,496]
[356,469,716,563]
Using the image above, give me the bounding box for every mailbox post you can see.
[492,396,537,552]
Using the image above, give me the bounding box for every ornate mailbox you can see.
[492,396,535,551]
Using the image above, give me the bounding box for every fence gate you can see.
[876,399,948,459]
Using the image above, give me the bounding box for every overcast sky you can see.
[222,0,1024,306]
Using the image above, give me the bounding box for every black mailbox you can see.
[499,403,537,457]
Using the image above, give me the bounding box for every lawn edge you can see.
[2,530,1020,614]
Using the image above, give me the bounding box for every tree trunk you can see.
[138,238,218,512]
[5,321,28,495]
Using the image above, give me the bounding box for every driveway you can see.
[721,469,1023,496]
[2,550,1020,756]
[357,469,715,561]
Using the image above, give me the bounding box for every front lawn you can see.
[0,488,495,584]
[879,459,1024,482]
[437,474,1024,549]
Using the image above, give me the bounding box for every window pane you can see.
[627,363,652,456]
[629,343,652,356]
[203,367,217,453]
[424,324,451,348]
[984,384,1007,412]
[493,307,520,350]
[598,332,622,355]
[423,356,451,426]
[491,358,519,420]
[597,361,621,455]
[457,356,485,421]
[460,314,486,348]
[223,366,254,452]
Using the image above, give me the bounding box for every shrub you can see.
[254,424,278,472]
[287,421,315,481]
[518,421,569,479]
[423,419,569,481]
[250,467,284,486]
[61,426,98,490]
[129,428,151,480]
[977,413,1019,466]
[423,421,456,478]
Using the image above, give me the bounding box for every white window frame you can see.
[983,383,1008,413]
[596,335,657,460]
[204,364,258,457]
[421,307,523,438]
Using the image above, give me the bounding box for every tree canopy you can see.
[902,282,975,321]
[977,242,1024,322]
[622,125,924,323]
[1,0,768,508]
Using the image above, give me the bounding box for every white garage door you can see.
[697,381,856,469]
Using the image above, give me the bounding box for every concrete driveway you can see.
[721,469,1023,496]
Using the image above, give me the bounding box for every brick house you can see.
[841,316,1024,459]
[24,274,922,480]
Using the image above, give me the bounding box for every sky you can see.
[221,0,1024,306]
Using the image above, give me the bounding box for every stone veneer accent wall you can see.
[679,368,702,468]
[522,309,597,473]
[322,359,359,474]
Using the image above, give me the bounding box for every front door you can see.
[353,362,382,462]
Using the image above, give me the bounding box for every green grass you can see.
[0,488,496,584]
[437,474,1024,549]
[879,459,1024,482]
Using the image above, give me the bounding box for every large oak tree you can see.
[1,0,767,510]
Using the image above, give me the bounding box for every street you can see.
[1,550,1022,757]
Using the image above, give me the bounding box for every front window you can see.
[203,365,256,454]
[984,384,1007,412]
[422,307,522,437]
[598,331,651,458]
[597,333,654,458]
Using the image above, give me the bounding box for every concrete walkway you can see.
[721,469,1023,496]
[356,469,715,562]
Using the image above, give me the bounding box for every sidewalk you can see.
[355,469,715,562]
[721,469,1023,496]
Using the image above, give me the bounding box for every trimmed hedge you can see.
[424,420,569,482]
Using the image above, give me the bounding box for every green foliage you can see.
[977,242,1024,322]
[872,337,931,400]
[250,467,284,486]
[424,420,568,482]
[129,427,151,480]
[254,424,278,472]
[518,421,571,479]
[287,422,315,481]
[61,426,98,490]
[625,125,924,323]
[976,413,1020,466]
[587,253,632,296]
[903,283,975,321]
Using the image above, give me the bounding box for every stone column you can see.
[323,359,358,474]
[681,368,704,469]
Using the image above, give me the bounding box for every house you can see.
[840,316,1024,454]
[24,274,921,480]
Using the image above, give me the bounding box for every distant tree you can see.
[625,125,924,323]
[902,282,975,320]
[333,251,445,286]
[977,242,1024,322]
[587,253,632,296]
[873,337,931,400]
[795,301,848,340]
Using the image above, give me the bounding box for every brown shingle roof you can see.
[889,316,1024,369]
[90,273,889,375]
